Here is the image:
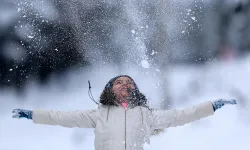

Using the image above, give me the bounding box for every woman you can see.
[12,75,237,150]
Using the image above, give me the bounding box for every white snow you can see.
[141,60,150,68]
[151,50,157,56]
[0,56,250,150]
[131,29,136,34]
[27,35,34,38]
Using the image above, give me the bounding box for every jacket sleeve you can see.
[32,109,98,128]
[151,101,214,129]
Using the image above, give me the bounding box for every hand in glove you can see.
[212,99,237,111]
[12,109,33,119]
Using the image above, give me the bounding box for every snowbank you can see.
[0,56,249,150]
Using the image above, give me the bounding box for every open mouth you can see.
[119,87,129,92]
[121,88,128,92]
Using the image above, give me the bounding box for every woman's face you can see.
[112,77,135,101]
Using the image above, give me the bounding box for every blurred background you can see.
[0,0,250,149]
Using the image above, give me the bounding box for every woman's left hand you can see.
[212,99,237,111]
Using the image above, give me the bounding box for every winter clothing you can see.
[11,74,237,150]
[12,99,237,150]
[30,101,214,150]
[212,99,237,111]
[121,102,128,109]
[12,109,33,119]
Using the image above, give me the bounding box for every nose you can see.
[121,81,130,87]
[122,82,128,86]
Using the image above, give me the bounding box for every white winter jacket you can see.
[32,101,214,150]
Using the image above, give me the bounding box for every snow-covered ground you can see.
[0,55,250,150]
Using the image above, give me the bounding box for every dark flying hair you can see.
[99,75,165,135]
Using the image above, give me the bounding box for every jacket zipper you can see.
[106,106,110,121]
[140,107,144,124]
[125,108,127,149]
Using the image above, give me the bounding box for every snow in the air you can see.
[1,55,250,150]
[141,60,150,68]
[1,0,250,149]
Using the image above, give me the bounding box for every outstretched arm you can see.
[12,108,98,128]
[151,99,236,129]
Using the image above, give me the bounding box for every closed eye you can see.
[114,79,134,85]
[115,80,123,84]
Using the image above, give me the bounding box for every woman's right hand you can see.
[12,109,33,119]
[212,99,237,111]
